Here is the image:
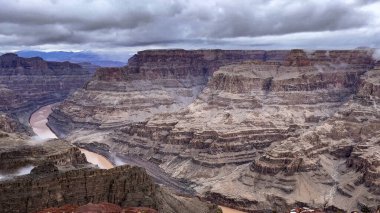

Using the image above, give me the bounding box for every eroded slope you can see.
[48,49,379,212]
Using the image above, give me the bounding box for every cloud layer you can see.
[0,0,379,55]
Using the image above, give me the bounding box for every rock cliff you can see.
[0,113,30,134]
[0,163,218,213]
[0,53,91,124]
[0,129,87,173]
[48,49,380,212]
[49,49,288,133]
[0,108,217,213]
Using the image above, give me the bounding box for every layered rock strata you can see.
[0,53,91,124]
[0,164,218,213]
[0,112,217,213]
[0,130,87,173]
[0,113,30,134]
[48,49,379,212]
[49,49,289,134]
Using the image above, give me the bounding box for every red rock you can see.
[35,204,79,213]
[75,202,123,213]
[36,203,159,213]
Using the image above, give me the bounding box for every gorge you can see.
[0,53,219,213]
[47,49,380,212]
[0,49,379,212]
[2,1,380,212]
[30,100,242,213]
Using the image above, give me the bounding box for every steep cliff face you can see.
[49,49,289,133]
[0,165,155,213]
[48,49,379,212]
[0,164,218,213]
[0,130,87,172]
[0,53,91,124]
[0,114,30,134]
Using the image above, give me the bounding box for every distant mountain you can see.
[17,50,128,67]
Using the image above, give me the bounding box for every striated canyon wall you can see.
[0,102,218,213]
[0,53,91,124]
[49,49,289,134]
[0,114,87,173]
[0,163,218,213]
[48,49,380,212]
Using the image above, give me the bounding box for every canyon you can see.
[0,54,219,213]
[0,53,91,125]
[30,104,242,213]
[48,49,380,212]
[0,49,378,212]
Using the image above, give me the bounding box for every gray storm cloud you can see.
[0,0,379,52]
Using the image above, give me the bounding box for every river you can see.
[29,104,245,213]
[29,104,113,169]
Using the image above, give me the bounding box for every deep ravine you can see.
[29,103,246,213]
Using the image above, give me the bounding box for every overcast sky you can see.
[0,0,379,59]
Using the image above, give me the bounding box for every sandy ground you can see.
[29,104,114,169]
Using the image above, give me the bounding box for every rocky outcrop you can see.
[0,113,29,134]
[0,112,86,173]
[356,64,380,100]
[48,49,379,212]
[30,161,59,175]
[0,165,155,213]
[0,164,218,213]
[0,132,87,172]
[0,53,91,125]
